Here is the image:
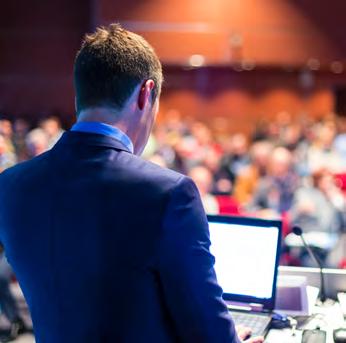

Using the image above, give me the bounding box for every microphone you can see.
[292,226,327,303]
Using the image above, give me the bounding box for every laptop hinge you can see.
[226,301,264,313]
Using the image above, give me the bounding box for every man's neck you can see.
[77,108,128,134]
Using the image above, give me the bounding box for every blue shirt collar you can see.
[71,122,134,153]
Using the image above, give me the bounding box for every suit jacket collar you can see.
[71,122,134,153]
[53,130,132,153]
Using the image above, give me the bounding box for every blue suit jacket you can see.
[0,131,239,343]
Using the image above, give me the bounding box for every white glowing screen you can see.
[208,221,279,299]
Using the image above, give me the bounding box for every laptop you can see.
[207,215,282,337]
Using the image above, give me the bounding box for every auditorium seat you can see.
[334,173,346,194]
[216,195,240,215]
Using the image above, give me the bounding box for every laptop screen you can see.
[207,215,281,309]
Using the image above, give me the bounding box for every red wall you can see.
[96,0,346,66]
[0,0,90,122]
[1,0,346,131]
[160,67,336,134]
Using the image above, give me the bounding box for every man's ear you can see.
[138,80,155,110]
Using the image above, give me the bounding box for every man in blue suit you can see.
[0,24,263,343]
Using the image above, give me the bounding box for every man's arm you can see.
[157,176,240,343]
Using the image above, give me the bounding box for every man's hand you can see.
[236,325,264,343]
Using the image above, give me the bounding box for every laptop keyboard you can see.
[229,311,272,337]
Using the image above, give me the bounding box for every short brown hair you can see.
[74,24,163,113]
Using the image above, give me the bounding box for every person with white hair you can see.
[25,128,49,158]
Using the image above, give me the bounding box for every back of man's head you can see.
[74,23,163,114]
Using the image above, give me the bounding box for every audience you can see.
[0,135,17,173]
[218,133,250,185]
[291,168,346,234]
[188,165,219,214]
[0,120,15,154]
[39,116,64,149]
[25,128,50,158]
[249,147,299,216]
[0,249,28,341]
[0,113,345,268]
[233,140,273,206]
[305,121,343,173]
[12,119,30,162]
[289,168,346,266]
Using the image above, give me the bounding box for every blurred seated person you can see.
[233,140,273,206]
[249,147,299,216]
[25,128,49,158]
[13,119,30,162]
[201,149,232,195]
[39,116,64,149]
[0,245,28,342]
[189,165,219,214]
[333,117,346,170]
[152,126,186,173]
[0,120,15,154]
[306,121,343,173]
[218,133,250,186]
[288,169,345,266]
[0,135,17,173]
[280,123,302,151]
[181,122,221,170]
